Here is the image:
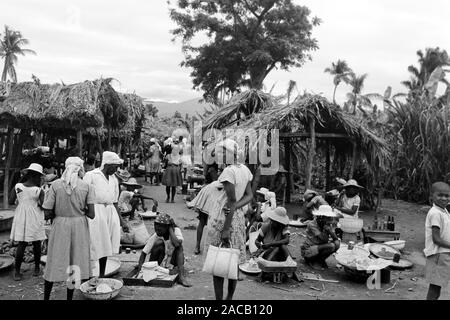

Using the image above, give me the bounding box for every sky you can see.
[1,0,449,103]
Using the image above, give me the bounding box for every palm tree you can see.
[0,26,36,82]
[346,73,382,115]
[324,60,353,104]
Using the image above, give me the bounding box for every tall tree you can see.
[345,73,382,115]
[324,59,352,104]
[169,0,320,100]
[0,26,36,82]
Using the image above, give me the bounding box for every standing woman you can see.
[10,163,46,280]
[161,139,183,203]
[149,138,162,185]
[84,151,129,277]
[42,157,95,300]
[204,139,254,300]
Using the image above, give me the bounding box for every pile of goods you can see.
[120,219,150,247]
[80,278,123,300]
[84,278,113,294]
[367,215,396,231]
[135,261,172,282]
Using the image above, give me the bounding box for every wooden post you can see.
[77,130,83,158]
[3,127,14,209]
[349,140,357,179]
[325,140,331,191]
[107,125,112,150]
[285,139,291,203]
[305,118,316,190]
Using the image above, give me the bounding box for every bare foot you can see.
[14,271,23,281]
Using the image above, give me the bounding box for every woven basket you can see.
[80,278,123,300]
[339,218,364,233]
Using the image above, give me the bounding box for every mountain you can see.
[148,98,215,117]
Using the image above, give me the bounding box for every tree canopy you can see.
[169,0,321,102]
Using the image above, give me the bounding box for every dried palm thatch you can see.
[119,93,145,135]
[203,89,279,129]
[237,93,390,176]
[0,78,127,131]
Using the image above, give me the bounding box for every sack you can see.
[130,219,150,245]
[249,223,262,254]
[202,244,239,280]
[120,230,134,244]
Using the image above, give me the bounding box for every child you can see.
[302,189,328,222]
[118,178,154,219]
[424,182,450,300]
[254,207,291,262]
[301,205,340,270]
[334,179,363,218]
[9,163,46,280]
[136,213,191,287]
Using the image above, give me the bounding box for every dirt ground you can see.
[0,179,448,300]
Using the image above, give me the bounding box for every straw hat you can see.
[150,138,156,143]
[44,174,58,183]
[266,207,290,225]
[121,178,142,189]
[115,169,131,182]
[343,179,364,189]
[22,163,44,176]
[256,188,270,197]
[313,205,339,218]
[303,189,318,199]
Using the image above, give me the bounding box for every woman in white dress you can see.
[10,163,46,280]
[83,151,129,277]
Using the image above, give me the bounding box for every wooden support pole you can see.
[77,130,83,158]
[326,140,331,191]
[305,118,316,190]
[350,140,357,179]
[3,127,14,209]
[285,139,291,204]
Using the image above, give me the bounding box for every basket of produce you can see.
[338,218,364,233]
[80,278,123,300]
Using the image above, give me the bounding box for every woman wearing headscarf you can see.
[83,151,129,277]
[204,139,254,300]
[42,157,95,300]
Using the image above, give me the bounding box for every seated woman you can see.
[136,213,191,287]
[118,178,154,220]
[254,207,291,262]
[302,189,328,222]
[301,205,340,269]
[334,179,363,219]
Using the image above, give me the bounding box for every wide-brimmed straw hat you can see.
[313,205,339,218]
[115,169,131,181]
[303,189,318,199]
[22,163,44,176]
[266,207,290,225]
[121,178,142,189]
[256,188,270,197]
[343,179,364,189]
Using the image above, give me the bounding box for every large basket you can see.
[80,278,123,300]
[339,218,364,233]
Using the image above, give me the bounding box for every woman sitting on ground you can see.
[334,179,363,218]
[301,205,340,270]
[135,213,191,287]
[254,207,291,262]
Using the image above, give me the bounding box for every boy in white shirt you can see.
[424,182,450,300]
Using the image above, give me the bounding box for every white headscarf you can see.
[100,151,123,170]
[62,157,84,195]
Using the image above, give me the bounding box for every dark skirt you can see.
[162,164,182,187]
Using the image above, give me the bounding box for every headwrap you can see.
[155,212,172,225]
[61,157,84,195]
[100,151,123,170]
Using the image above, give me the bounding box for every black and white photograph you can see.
[0,0,450,306]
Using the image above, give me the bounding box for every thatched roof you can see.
[119,93,145,135]
[240,93,390,174]
[0,78,127,131]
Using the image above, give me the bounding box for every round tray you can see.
[0,254,14,271]
[138,211,158,219]
[80,278,123,300]
[239,262,261,274]
[369,243,400,260]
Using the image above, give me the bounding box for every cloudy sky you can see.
[2,0,449,103]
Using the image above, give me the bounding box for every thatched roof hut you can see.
[0,78,127,131]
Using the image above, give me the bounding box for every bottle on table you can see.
[391,216,395,231]
[383,216,388,230]
[373,216,378,230]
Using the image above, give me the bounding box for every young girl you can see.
[161,139,183,203]
[10,163,46,281]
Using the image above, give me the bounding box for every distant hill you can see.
[149,98,215,117]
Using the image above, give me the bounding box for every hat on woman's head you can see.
[155,212,172,225]
[102,151,123,166]
[343,179,363,189]
[266,207,290,225]
[22,163,44,176]
[256,188,270,197]
[150,138,156,143]
[303,189,318,199]
[313,205,339,218]
[122,178,142,189]
[65,156,84,168]
[115,169,131,181]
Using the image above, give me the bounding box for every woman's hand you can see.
[221,229,231,245]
